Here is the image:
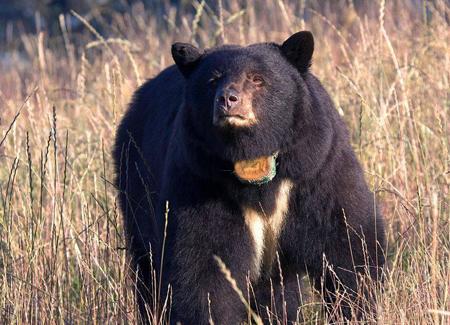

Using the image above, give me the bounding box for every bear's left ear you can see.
[171,42,203,78]
[281,31,314,74]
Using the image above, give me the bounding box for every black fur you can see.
[113,31,385,324]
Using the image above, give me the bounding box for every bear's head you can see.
[172,31,318,181]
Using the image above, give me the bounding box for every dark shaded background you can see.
[0,0,434,38]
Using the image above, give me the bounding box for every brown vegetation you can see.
[0,0,448,323]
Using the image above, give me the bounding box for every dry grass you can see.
[0,0,449,324]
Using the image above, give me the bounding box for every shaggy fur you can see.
[113,31,385,324]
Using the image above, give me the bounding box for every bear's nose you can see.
[217,89,240,110]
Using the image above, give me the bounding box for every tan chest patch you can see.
[243,180,294,280]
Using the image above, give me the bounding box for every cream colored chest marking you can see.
[243,180,294,280]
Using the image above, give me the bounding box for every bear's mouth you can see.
[214,114,258,128]
[233,152,278,185]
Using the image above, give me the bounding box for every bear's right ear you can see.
[281,31,314,74]
[171,42,203,78]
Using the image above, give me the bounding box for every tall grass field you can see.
[0,0,448,323]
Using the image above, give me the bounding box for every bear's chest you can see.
[242,179,294,281]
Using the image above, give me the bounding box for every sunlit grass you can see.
[0,0,448,323]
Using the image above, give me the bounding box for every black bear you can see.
[113,31,385,324]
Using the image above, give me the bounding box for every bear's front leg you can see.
[165,201,256,325]
[309,214,384,323]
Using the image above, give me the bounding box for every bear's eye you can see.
[250,74,265,86]
[208,71,223,85]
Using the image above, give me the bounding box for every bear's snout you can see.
[216,88,240,111]
[213,87,257,127]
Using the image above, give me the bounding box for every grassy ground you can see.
[0,0,448,324]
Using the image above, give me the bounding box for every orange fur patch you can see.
[234,156,273,182]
